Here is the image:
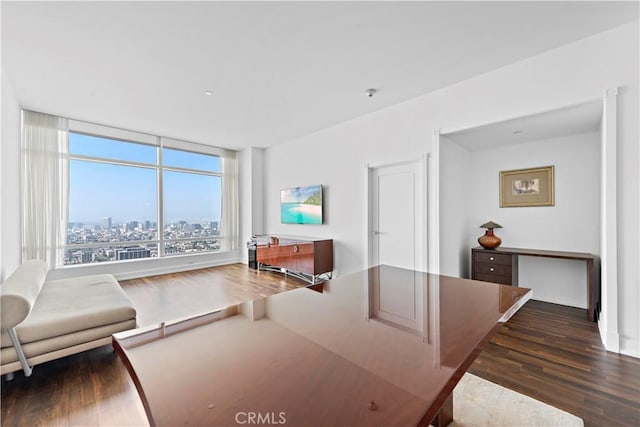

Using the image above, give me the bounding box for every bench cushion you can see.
[1,274,136,348]
[0,260,48,330]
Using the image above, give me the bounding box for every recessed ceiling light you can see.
[204,90,213,96]
[365,88,377,98]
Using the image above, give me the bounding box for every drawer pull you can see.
[489,267,495,272]
[489,256,494,261]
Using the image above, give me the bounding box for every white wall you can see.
[465,132,600,255]
[239,147,265,263]
[616,81,640,356]
[1,70,22,282]
[263,22,639,355]
[439,136,471,278]
[250,148,265,237]
[465,132,600,308]
[263,113,430,276]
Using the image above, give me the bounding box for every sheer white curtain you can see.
[220,149,239,252]
[21,110,68,267]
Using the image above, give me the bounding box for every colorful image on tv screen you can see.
[280,185,322,224]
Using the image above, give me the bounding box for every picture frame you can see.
[500,165,554,207]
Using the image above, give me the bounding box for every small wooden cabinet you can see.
[256,236,333,284]
[471,247,518,286]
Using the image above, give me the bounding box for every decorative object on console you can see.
[478,221,503,249]
[500,165,554,207]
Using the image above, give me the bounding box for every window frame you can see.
[64,121,228,266]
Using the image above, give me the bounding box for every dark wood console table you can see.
[472,246,599,322]
[256,236,333,284]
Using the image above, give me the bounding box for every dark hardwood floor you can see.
[1,264,638,426]
[469,300,640,427]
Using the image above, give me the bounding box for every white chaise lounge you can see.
[1,260,137,377]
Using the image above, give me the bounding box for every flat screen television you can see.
[280,184,323,224]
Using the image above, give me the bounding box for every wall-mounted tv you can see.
[280,184,323,224]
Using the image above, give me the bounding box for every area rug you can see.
[450,373,584,427]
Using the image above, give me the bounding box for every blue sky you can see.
[281,185,322,204]
[68,133,221,225]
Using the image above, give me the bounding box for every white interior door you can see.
[369,160,425,271]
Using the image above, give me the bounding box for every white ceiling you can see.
[2,2,638,150]
[445,100,603,151]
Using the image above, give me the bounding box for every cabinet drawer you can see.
[473,252,512,265]
[474,262,512,276]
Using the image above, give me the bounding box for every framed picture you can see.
[500,166,554,207]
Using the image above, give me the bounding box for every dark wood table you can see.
[113,265,531,427]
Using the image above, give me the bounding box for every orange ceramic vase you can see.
[478,229,502,249]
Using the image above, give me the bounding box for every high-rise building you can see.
[116,246,151,260]
[103,217,112,231]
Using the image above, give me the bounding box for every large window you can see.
[63,125,234,265]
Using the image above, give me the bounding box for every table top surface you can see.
[253,234,333,245]
[472,246,596,260]
[114,265,531,427]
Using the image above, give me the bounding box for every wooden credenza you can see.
[471,246,599,322]
[256,236,333,284]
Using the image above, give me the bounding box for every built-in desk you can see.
[472,247,599,322]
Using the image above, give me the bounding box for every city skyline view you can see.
[65,132,224,264]
[65,218,221,264]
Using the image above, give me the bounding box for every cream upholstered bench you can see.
[1,260,136,377]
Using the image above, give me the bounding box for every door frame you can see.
[364,155,428,272]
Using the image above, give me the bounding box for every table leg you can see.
[431,393,453,427]
[587,259,594,322]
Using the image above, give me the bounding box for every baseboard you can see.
[598,318,620,353]
[597,317,639,358]
[620,336,640,358]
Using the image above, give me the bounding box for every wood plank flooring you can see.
[121,263,308,326]
[1,264,639,426]
[469,299,640,427]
